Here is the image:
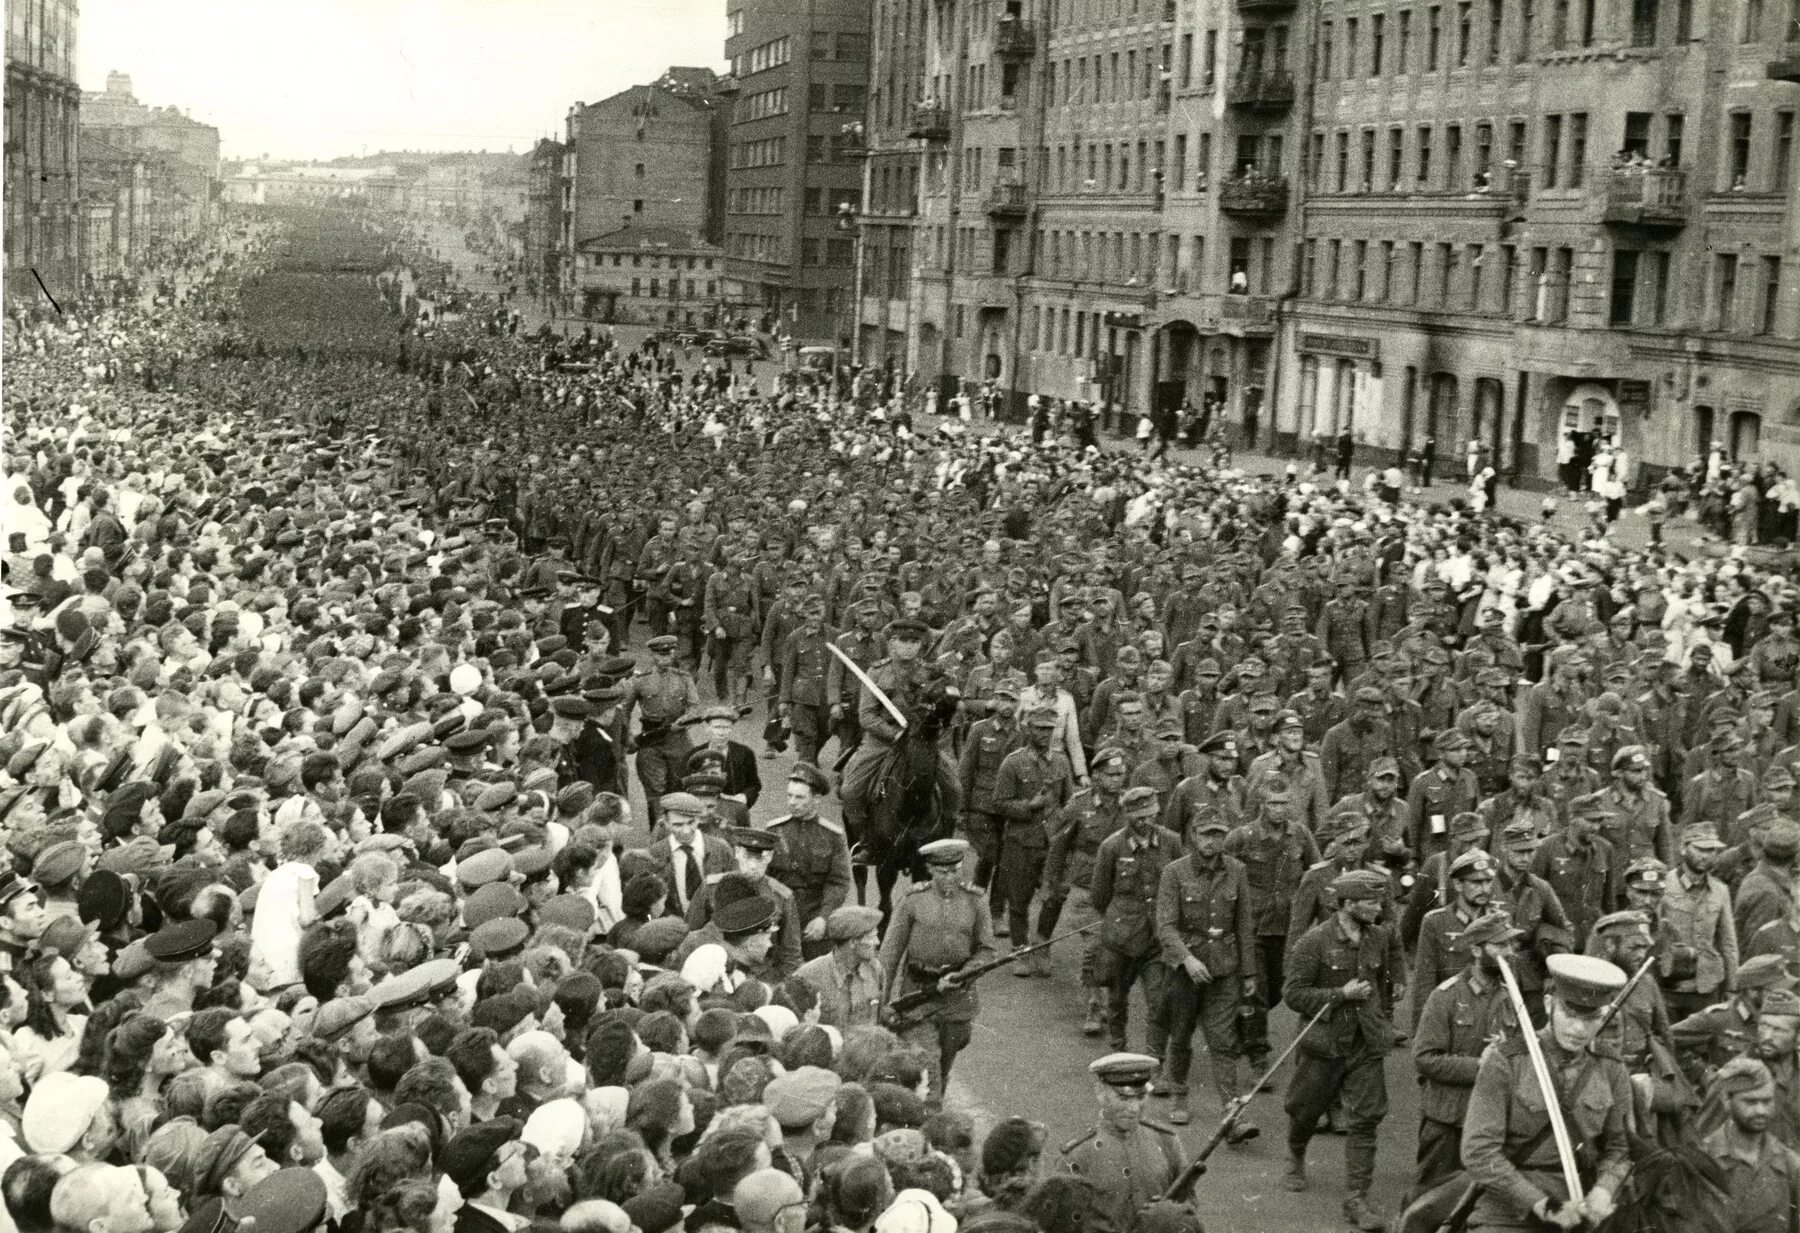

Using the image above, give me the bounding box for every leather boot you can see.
[1081,991,1106,1036]
[1012,944,1033,977]
[1282,1152,1307,1192]
[1033,946,1054,977]
[1169,1090,1191,1126]
[1342,1194,1387,1231]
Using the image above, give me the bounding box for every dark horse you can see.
[852,677,963,923]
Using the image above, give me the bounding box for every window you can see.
[633,199,644,213]
[1550,247,1572,322]
[1427,5,1442,68]
[1544,114,1563,188]
[808,134,828,164]
[1372,13,1386,75]
[1326,239,1341,298]
[1487,0,1504,61]
[1388,127,1405,187]
[1647,251,1671,324]
[1361,128,1377,190]
[810,30,832,58]
[810,83,830,111]
[1437,241,1455,304]
[1762,257,1782,333]
[1730,112,1753,187]
[1198,132,1212,189]
[1336,130,1351,190]
[1180,32,1193,86]
[631,277,641,296]
[1777,111,1795,190]
[1302,238,1318,295]
[1407,241,1424,303]
[1352,239,1368,299]
[1467,243,1484,308]
[1380,240,1396,300]
[1567,112,1587,187]
[836,32,867,60]
[1417,124,1434,185]
[1630,0,1657,43]
[1717,254,1739,329]
[1745,0,1765,41]
[1399,10,1414,68]
[827,238,853,266]
[1447,123,1463,188]
[1203,29,1218,87]
[1623,112,1651,159]
[1610,249,1639,324]
[1174,133,1187,188]
[1499,244,1517,314]
[1517,0,1534,58]
[1666,113,1684,166]
[1457,2,1472,62]
[1346,18,1360,75]
[1474,121,1494,183]
[1319,22,1333,79]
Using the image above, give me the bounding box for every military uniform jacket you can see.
[623,664,702,732]
[1659,869,1738,995]
[1407,764,1481,858]
[1245,749,1329,833]
[1319,717,1401,803]
[1684,767,1761,843]
[1705,1126,1800,1233]
[794,951,883,1030]
[993,746,1077,848]
[766,813,853,926]
[1413,968,1515,1125]
[1288,858,1399,944]
[1060,1120,1187,1233]
[1335,790,1408,851]
[1672,998,1761,1083]
[1045,788,1127,892]
[1160,772,1246,835]
[1462,1033,1633,1225]
[1737,860,1800,945]
[1283,915,1404,1059]
[1224,821,1321,937]
[1090,825,1185,957]
[958,717,1023,816]
[1156,852,1255,973]
[877,881,997,1021]
[1411,904,1483,1020]
[826,629,885,709]
[1529,833,1619,950]
[777,626,833,707]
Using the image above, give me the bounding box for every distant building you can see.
[221,163,404,207]
[572,223,724,325]
[5,0,82,306]
[80,72,220,249]
[721,0,871,341]
[525,138,567,300]
[558,68,727,313]
[80,135,148,282]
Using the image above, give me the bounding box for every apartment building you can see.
[857,0,1800,478]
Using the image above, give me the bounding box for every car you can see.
[703,334,768,359]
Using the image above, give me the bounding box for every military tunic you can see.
[1059,1119,1187,1233]
[766,812,853,954]
[1412,969,1514,1194]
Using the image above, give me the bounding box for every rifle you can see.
[634,700,758,748]
[1160,1002,1332,1202]
[884,920,1101,1027]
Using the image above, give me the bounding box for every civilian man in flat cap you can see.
[619,634,701,829]
[795,904,883,1029]
[1281,867,1404,1230]
[1461,954,1633,1232]
[766,762,853,959]
[1060,1053,1189,1233]
[1410,911,1521,1199]
[686,827,802,980]
[762,1065,841,1178]
[879,837,996,1103]
[646,792,734,918]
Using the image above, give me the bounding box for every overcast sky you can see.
[77,0,727,162]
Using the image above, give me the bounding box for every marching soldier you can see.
[766,762,853,961]
[1041,746,1130,1032]
[1659,821,1739,1022]
[620,634,701,828]
[878,838,998,1102]
[1225,777,1321,1077]
[776,594,834,766]
[1702,1056,1800,1233]
[1320,687,1403,804]
[958,677,1024,921]
[1671,953,1793,1090]
[1410,847,1498,1022]
[1410,912,1521,1200]
[1282,868,1404,1231]
[1460,954,1633,1233]
[994,707,1079,964]
[1162,732,1247,836]
[1156,807,1257,1129]
[1600,745,1673,863]
[1246,711,1329,835]
[826,599,887,755]
[1530,792,1621,952]
[1089,786,1183,1055]
[1407,729,1481,864]
[1061,1053,1190,1233]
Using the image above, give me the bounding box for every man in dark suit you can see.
[444,1119,529,1233]
[646,792,736,917]
[691,704,762,808]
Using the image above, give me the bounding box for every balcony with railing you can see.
[1770,42,1800,82]
[1219,173,1289,216]
[908,102,951,141]
[995,19,1035,59]
[1226,67,1295,109]
[985,178,1028,218]
[1219,292,1275,333]
[1600,166,1688,229]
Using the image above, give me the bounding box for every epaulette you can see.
[1061,1128,1098,1155]
[704,872,725,885]
[814,815,845,835]
[907,883,934,896]
[1140,1119,1179,1136]
[766,813,794,826]
[1306,859,1333,872]
[1435,974,1460,992]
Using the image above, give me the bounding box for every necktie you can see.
[683,844,703,904]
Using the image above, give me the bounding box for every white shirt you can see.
[1018,685,1087,778]
[667,835,707,912]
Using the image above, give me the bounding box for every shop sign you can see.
[1298,332,1379,360]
